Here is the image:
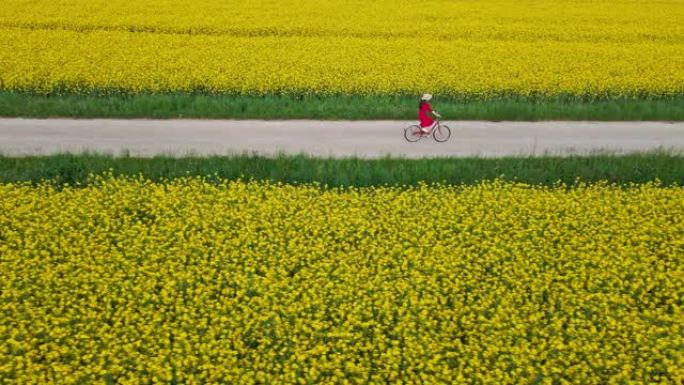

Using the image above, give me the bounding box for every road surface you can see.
[1,119,683,158]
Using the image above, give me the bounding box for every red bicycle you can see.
[404,118,451,142]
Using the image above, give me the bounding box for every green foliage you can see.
[1,152,682,187]
[1,92,683,120]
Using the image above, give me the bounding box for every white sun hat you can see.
[421,93,433,101]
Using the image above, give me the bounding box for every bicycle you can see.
[404,118,451,143]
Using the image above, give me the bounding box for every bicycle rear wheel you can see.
[404,125,423,142]
[433,124,451,142]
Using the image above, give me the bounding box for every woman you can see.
[418,94,441,134]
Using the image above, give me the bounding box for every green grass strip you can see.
[1,92,684,120]
[1,153,682,187]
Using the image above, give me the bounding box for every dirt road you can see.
[1,119,683,158]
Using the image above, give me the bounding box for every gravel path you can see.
[1,119,683,158]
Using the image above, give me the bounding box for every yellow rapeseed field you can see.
[1,176,683,384]
[0,0,683,96]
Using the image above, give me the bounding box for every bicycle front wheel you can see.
[433,124,451,142]
[404,125,423,142]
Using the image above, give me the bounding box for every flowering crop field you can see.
[0,0,683,97]
[1,177,683,384]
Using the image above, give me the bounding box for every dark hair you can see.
[419,100,426,109]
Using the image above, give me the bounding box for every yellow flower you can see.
[0,177,682,383]
[0,0,682,96]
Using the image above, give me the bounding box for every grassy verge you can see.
[1,153,682,187]
[1,92,684,120]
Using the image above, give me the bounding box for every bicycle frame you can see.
[405,117,450,142]
[423,119,442,134]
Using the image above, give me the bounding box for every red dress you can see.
[419,102,434,128]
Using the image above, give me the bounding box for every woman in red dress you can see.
[418,94,441,134]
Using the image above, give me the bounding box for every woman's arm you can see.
[428,103,441,118]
